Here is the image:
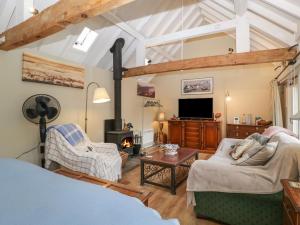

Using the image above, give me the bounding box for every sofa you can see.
[187,131,300,225]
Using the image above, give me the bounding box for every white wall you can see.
[0,49,114,164]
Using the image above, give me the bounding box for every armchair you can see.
[45,124,122,181]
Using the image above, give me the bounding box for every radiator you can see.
[142,129,154,148]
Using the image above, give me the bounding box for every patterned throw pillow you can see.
[230,139,256,160]
[232,141,279,166]
[247,133,270,145]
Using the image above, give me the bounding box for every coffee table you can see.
[140,148,198,195]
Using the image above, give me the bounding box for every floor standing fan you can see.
[22,94,61,167]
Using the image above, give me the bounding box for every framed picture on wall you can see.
[137,80,155,98]
[181,77,213,95]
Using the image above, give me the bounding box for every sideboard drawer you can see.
[226,124,271,139]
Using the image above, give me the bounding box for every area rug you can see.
[122,156,140,174]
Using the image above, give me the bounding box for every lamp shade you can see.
[93,88,111,103]
[158,112,165,121]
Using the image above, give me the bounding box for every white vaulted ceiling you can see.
[0,0,299,70]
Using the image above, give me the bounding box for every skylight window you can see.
[73,27,98,52]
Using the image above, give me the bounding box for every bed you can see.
[0,158,179,225]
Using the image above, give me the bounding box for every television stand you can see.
[179,117,214,121]
[168,120,221,154]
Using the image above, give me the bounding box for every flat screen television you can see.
[178,98,213,119]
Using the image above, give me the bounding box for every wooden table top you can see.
[140,147,198,166]
[281,179,300,212]
[54,168,152,206]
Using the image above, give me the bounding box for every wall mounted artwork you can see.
[137,80,155,98]
[181,77,213,95]
[22,52,85,89]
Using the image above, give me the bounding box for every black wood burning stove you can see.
[104,38,134,154]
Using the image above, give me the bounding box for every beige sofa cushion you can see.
[230,139,256,160]
[232,141,279,166]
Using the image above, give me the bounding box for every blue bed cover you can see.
[0,158,179,225]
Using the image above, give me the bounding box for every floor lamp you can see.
[85,82,111,133]
[158,111,165,144]
[224,91,231,136]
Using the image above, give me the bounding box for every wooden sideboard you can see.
[168,120,221,154]
[226,124,270,139]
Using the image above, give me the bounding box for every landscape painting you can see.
[22,52,85,89]
[137,80,155,98]
[181,77,213,95]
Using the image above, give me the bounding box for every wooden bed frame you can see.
[54,167,152,206]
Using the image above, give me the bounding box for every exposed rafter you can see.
[124,48,297,77]
[263,0,300,19]
[0,0,136,50]
[247,11,296,46]
[234,0,248,16]
[102,12,175,62]
[0,0,16,33]
[248,1,297,32]
[145,19,237,47]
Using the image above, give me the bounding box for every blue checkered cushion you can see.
[48,124,84,146]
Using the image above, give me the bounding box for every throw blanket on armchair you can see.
[48,124,84,146]
[45,124,122,181]
[187,132,300,205]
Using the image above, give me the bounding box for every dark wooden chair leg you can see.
[140,161,145,186]
[171,167,176,195]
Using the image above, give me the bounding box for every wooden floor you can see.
[121,153,220,225]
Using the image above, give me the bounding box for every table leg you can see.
[171,167,176,195]
[195,153,199,160]
[140,161,145,186]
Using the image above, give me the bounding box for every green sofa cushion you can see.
[194,191,282,225]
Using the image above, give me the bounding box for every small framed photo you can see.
[181,77,213,95]
[233,117,240,124]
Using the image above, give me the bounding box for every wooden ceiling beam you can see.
[0,0,135,51]
[123,47,297,77]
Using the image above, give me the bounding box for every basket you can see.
[120,151,129,168]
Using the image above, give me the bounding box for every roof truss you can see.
[0,0,136,50]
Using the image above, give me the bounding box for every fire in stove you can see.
[121,137,133,149]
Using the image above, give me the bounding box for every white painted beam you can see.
[145,19,237,47]
[263,0,300,19]
[102,12,144,40]
[236,15,250,52]
[136,40,145,66]
[234,0,247,16]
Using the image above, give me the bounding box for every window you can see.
[292,83,299,136]
[73,27,98,52]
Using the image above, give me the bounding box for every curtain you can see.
[272,80,283,126]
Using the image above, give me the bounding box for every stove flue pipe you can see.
[110,38,125,131]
